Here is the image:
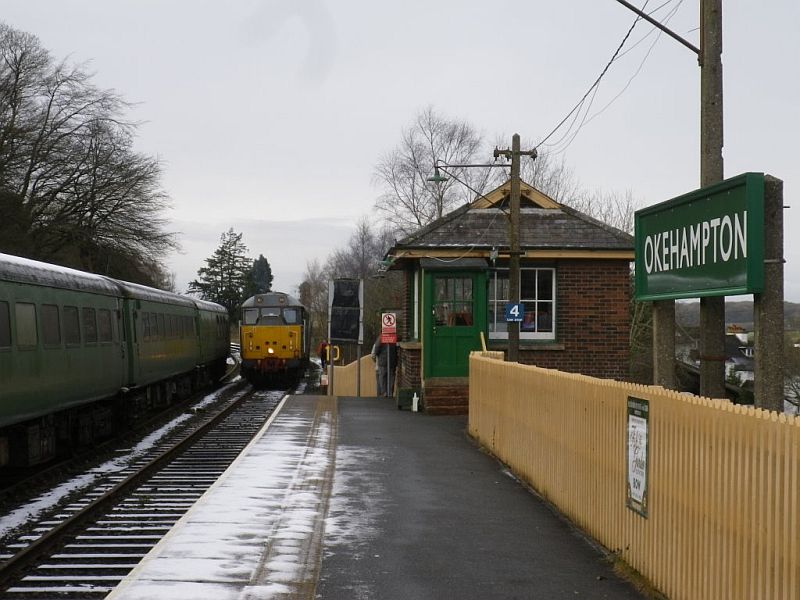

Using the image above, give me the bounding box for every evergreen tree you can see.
[244,254,274,297]
[188,229,251,317]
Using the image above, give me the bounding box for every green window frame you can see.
[64,306,81,345]
[82,307,98,344]
[41,304,61,346]
[98,309,113,343]
[0,301,11,348]
[16,302,38,348]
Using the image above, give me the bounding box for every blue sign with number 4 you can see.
[504,303,524,322]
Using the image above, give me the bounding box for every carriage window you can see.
[82,308,97,344]
[158,314,165,339]
[150,312,159,338]
[16,303,38,347]
[64,306,80,345]
[41,304,61,346]
[0,301,11,348]
[98,309,113,343]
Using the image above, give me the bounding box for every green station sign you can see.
[634,173,765,301]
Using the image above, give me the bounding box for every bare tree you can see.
[0,22,176,287]
[298,258,329,346]
[373,106,493,234]
[326,216,392,280]
[300,218,402,351]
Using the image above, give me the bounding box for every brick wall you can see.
[398,344,421,390]
[517,259,630,380]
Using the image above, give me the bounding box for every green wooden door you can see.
[423,271,485,378]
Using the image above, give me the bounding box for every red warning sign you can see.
[381,312,397,344]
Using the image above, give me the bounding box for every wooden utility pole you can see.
[494,134,536,363]
[698,0,726,398]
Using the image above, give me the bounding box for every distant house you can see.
[725,331,754,382]
[383,179,634,414]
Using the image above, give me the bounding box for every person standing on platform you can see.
[371,339,383,396]
[372,336,397,397]
[318,340,328,370]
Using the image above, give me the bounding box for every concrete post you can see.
[698,0,726,399]
[754,176,784,411]
[653,300,676,388]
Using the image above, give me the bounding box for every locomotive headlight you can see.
[267,347,275,354]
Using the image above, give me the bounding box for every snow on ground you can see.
[108,396,337,600]
[0,382,246,539]
[323,446,387,553]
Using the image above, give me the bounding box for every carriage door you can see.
[424,272,484,378]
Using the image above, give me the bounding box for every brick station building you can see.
[384,179,634,414]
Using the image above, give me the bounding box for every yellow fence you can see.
[469,353,799,600]
[330,355,377,397]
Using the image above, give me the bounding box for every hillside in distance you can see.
[675,300,800,329]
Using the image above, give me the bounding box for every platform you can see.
[109,395,646,599]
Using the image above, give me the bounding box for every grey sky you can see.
[5,1,799,298]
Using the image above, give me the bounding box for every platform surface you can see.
[110,395,647,599]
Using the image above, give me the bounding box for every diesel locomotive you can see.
[239,292,310,387]
[0,253,230,467]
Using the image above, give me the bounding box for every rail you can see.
[0,386,275,594]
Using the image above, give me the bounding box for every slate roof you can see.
[390,180,634,254]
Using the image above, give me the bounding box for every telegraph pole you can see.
[495,134,537,363]
[614,0,724,395]
[698,0,726,398]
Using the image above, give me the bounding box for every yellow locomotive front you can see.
[240,292,309,387]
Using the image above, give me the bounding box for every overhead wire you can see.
[536,0,688,156]
[579,1,683,129]
[547,0,685,156]
[535,0,653,151]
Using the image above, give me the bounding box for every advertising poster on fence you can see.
[626,397,650,517]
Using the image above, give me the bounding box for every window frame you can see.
[64,306,81,346]
[97,308,113,343]
[487,267,556,341]
[0,300,11,349]
[82,307,98,344]
[41,304,62,347]
[15,302,38,348]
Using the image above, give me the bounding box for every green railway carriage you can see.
[0,256,128,429]
[115,281,200,388]
[0,253,229,467]
[0,255,129,464]
[194,298,229,378]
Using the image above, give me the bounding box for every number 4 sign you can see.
[504,303,524,322]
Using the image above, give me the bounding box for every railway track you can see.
[0,382,287,598]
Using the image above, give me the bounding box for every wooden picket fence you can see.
[469,353,800,600]
[330,355,377,397]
